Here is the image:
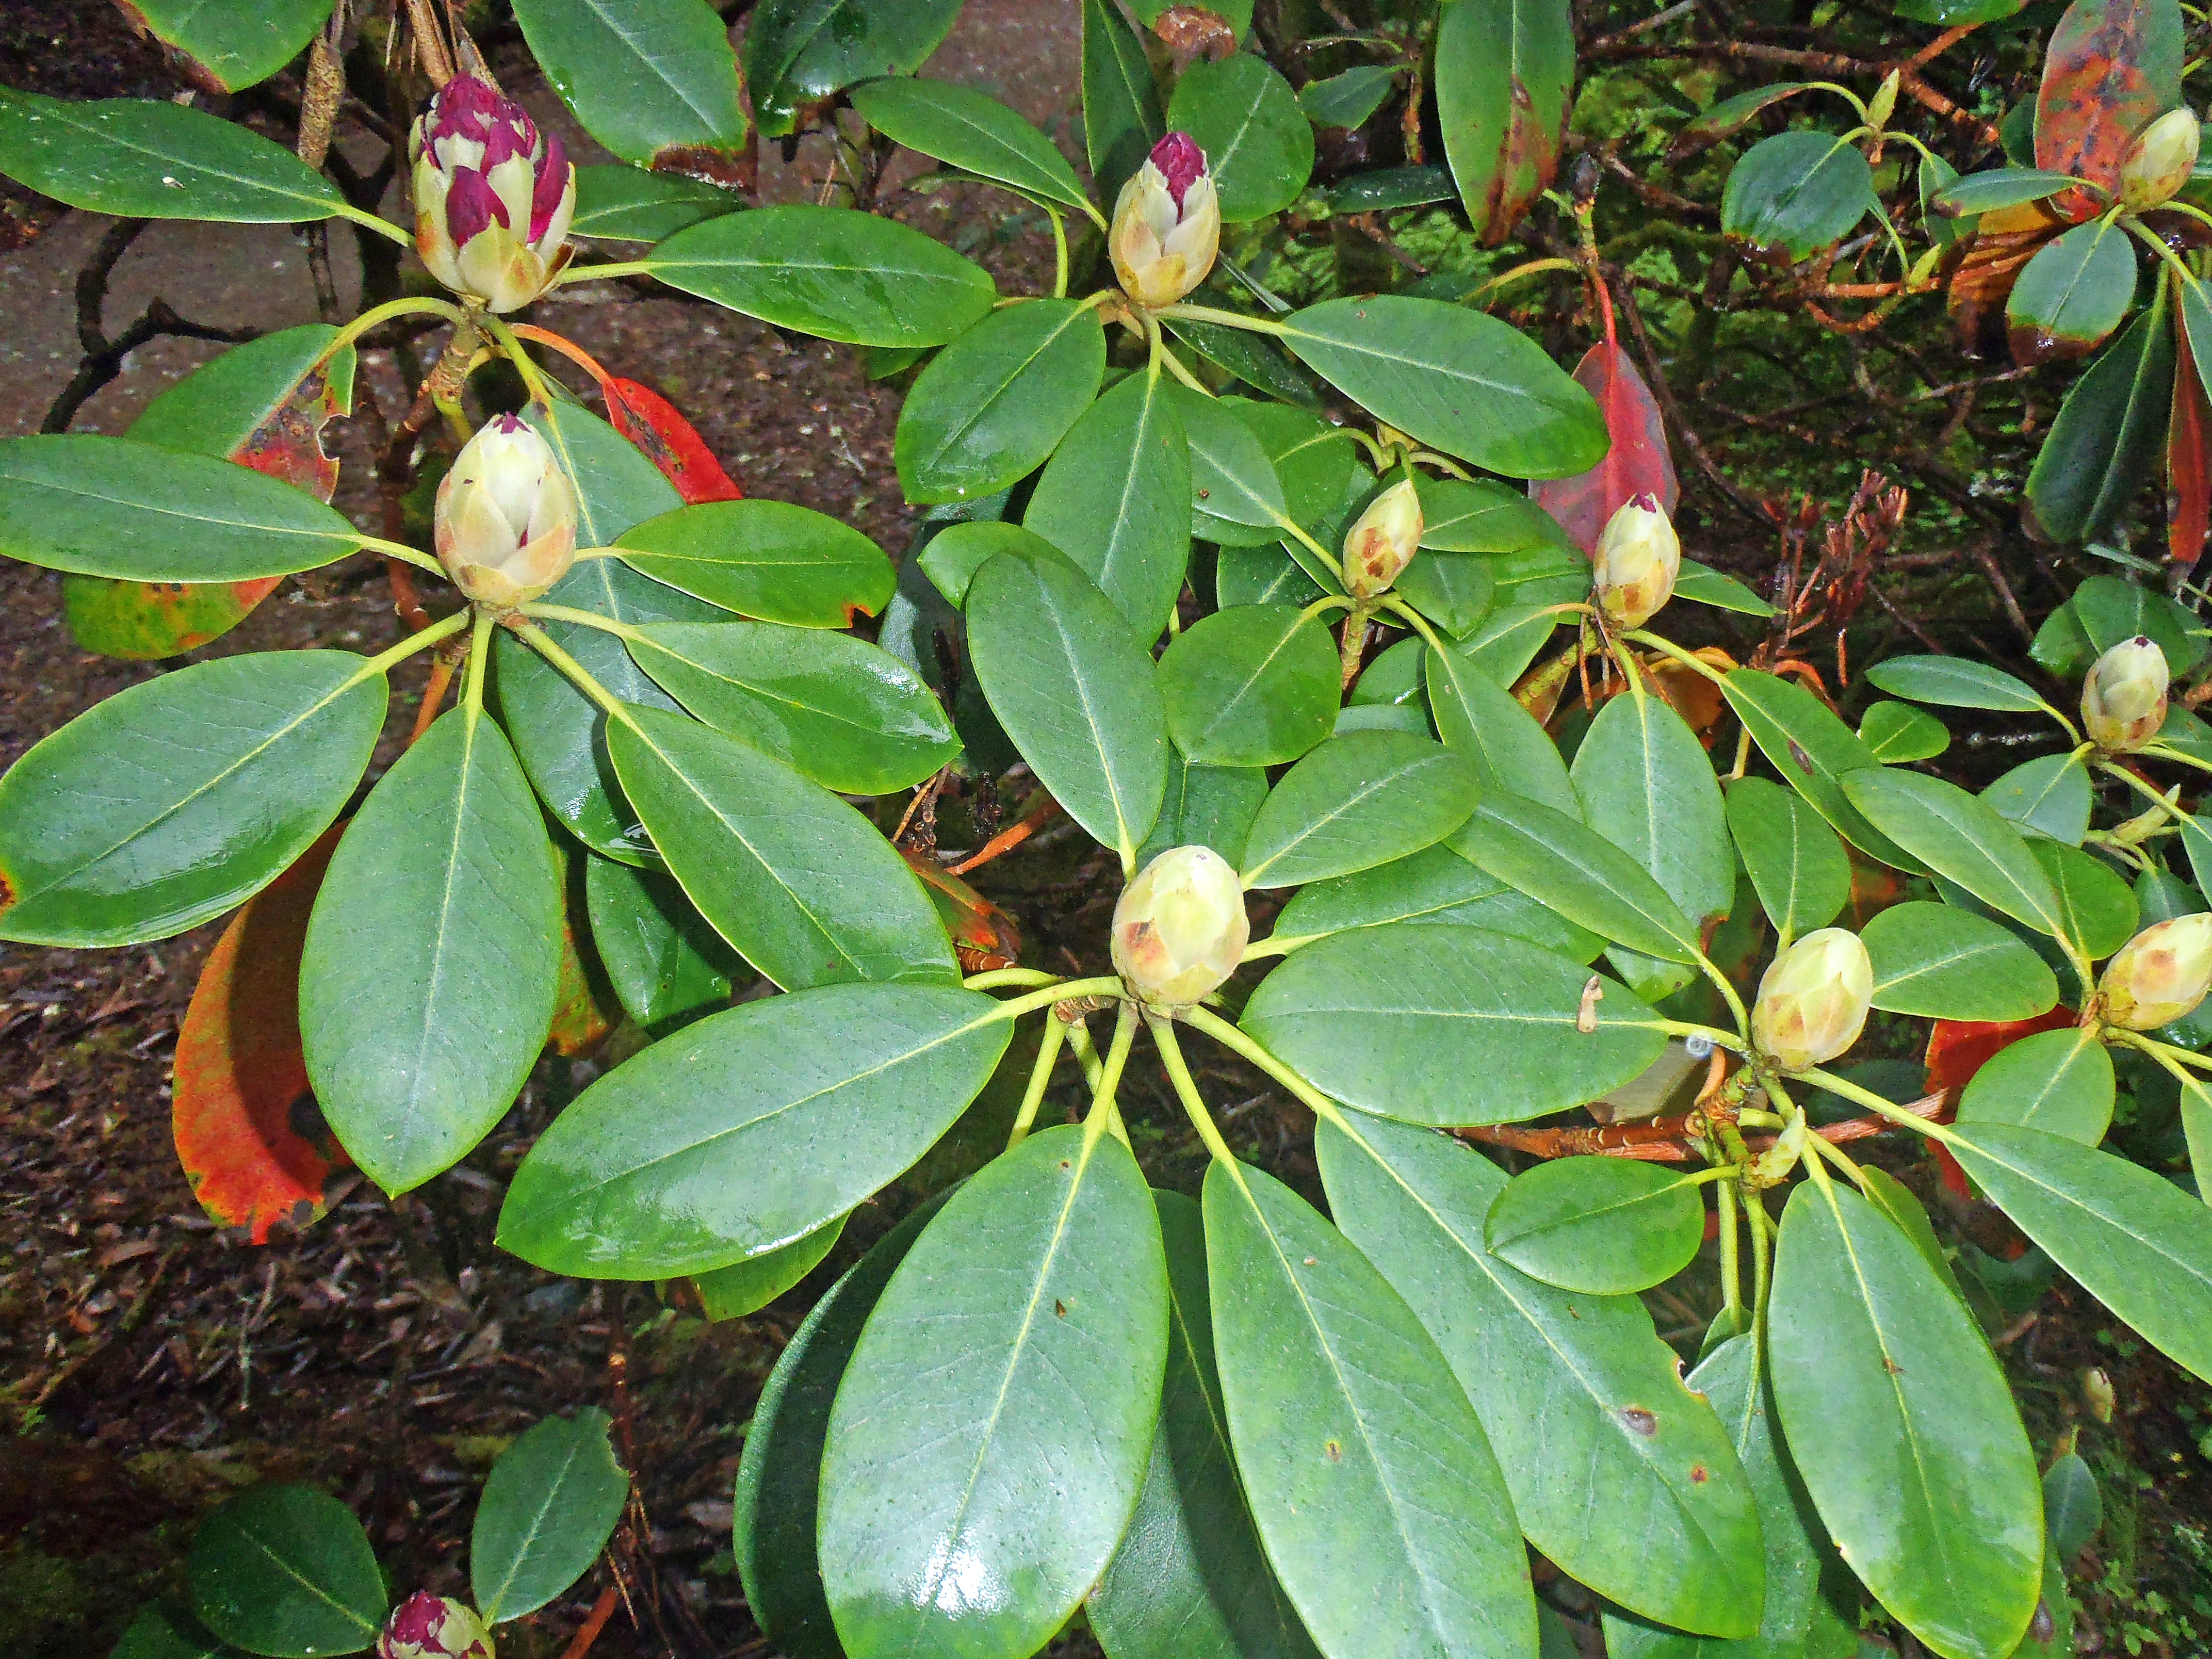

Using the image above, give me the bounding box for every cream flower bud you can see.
[2097,913,2212,1030]
[1591,494,1681,629]
[1111,845,1248,1007]
[1110,133,1221,311]
[2081,635,2169,753]
[2119,108,2201,212]
[1342,478,1424,597]
[408,75,576,312]
[434,415,579,609]
[377,1593,494,1659]
[1751,926,1873,1072]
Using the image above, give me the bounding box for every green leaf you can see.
[1422,639,1576,810]
[112,1604,245,1659]
[189,1485,385,1657]
[2027,284,2176,545]
[1316,1114,1763,1637]
[1242,923,1666,1125]
[1574,692,1734,930]
[1982,754,2092,845]
[116,0,328,90]
[472,1410,630,1622]
[1956,1027,2115,1144]
[1668,83,1814,161]
[1159,604,1338,768]
[0,434,360,580]
[1024,366,1192,636]
[1081,0,1164,206]
[821,1125,1168,1659]
[1270,842,1602,961]
[0,650,382,947]
[1727,775,1851,940]
[1298,64,1397,129]
[1927,166,2085,215]
[852,77,1088,209]
[2028,838,2137,958]
[1231,400,1360,536]
[897,299,1106,505]
[1089,1191,1321,1659]
[1673,557,1780,616]
[1169,314,1326,406]
[967,543,1170,862]
[744,0,963,138]
[1946,1122,2212,1382]
[1862,901,2060,1021]
[1394,552,1494,635]
[1721,131,1877,259]
[1139,754,1269,869]
[1239,730,1480,889]
[1169,385,1291,545]
[616,498,894,625]
[1435,0,1575,241]
[648,204,996,346]
[301,707,561,1195]
[512,0,746,166]
[1416,477,1563,552]
[497,982,1011,1277]
[1841,767,2065,939]
[694,1214,847,1320]
[609,705,955,990]
[583,855,737,1030]
[1166,53,1314,221]
[2042,1451,2102,1562]
[2071,571,2209,673]
[1861,700,1951,763]
[571,165,740,240]
[1449,791,1700,964]
[1326,166,1456,211]
[0,89,347,220]
[626,619,957,795]
[1719,669,1923,872]
[1769,1181,2044,1659]
[1279,297,1606,478]
[1484,1158,1709,1294]
[1205,1159,1535,1659]
[916,519,1056,606]
[2008,219,2135,362]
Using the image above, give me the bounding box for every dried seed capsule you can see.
[409,75,576,312]
[1591,494,1681,629]
[1109,133,1221,311]
[1341,478,1423,597]
[2097,913,2212,1030]
[1750,926,1873,1072]
[1111,844,1248,1008]
[2081,635,2169,753]
[434,415,579,609]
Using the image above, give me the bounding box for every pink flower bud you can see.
[2097,913,2212,1030]
[1111,845,1248,1007]
[377,1593,494,1659]
[408,76,575,312]
[434,415,579,608]
[2081,636,2169,753]
[1109,133,1222,311]
[1591,495,1680,629]
[1341,478,1424,597]
[1751,927,1873,1072]
[2118,108,2200,211]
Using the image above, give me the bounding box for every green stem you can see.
[1239,932,1309,962]
[1645,1018,1750,1052]
[1693,949,1754,1043]
[1747,1192,1775,1338]
[1623,628,1730,687]
[507,620,647,736]
[1716,1177,1743,1334]
[1065,1013,1105,1090]
[324,295,470,357]
[1181,1005,1344,1123]
[964,967,1061,990]
[344,607,469,687]
[1793,1064,1964,1147]
[1007,1013,1070,1148]
[1156,341,1212,396]
[329,200,417,248]
[1274,508,1342,575]
[986,977,1124,1023]
[1298,593,1356,628]
[1089,1003,1141,1142]
[1152,301,1292,337]
[1381,596,1447,652]
[1807,1126,1873,1192]
[359,535,445,574]
[554,258,658,285]
[2141,741,2212,776]
[462,609,493,720]
[476,311,557,409]
[1149,1013,1241,1167]
[519,601,642,639]
[1045,204,1069,299]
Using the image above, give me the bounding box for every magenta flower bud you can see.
[1110,132,1221,311]
[408,76,575,312]
[377,1593,494,1659]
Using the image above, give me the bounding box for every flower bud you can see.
[2082,1367,2115,1424]
[377,1593,494,1659]
[1342,478,1424,597]
[1111,845,1248,1008]
[1591,494,1681,629]
[434,415,579,608]
[2118,108,2200,212]
[1750,926,1873,1072]
[2096,913,2212,1030]
[409,76,576,312]
[1109,133,1221,311]
[1865,70,1901,133]
[2081,635,2169,753]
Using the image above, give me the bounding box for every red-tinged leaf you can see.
[1435,0,1576,245]
[1949,199,2068,354]
[63,576,286,660]
[2170,318,2211,566]
[172,828,351,1243]
[1532,341,1678,553]
[2035,0,2183,219]
[605,377,743,504]
[901,848,1022,972]
[1923,1007,2078,1099]
[547,916,617,1056]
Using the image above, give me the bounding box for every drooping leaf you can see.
[1956,1026,2115,1144]
[1841,767,2065,939]
[1326,165,1456,211]
[896,299,1107,505]
[1862,901,2061,1021]
[1721,131,1878,262]
[115,0,330,91]
[1483,1157,1709,1294]
[512,0,747,169]
[189,1485,385,1657]
[600,376,744,505]
[1270,842,1602,961]
[2043,1452,2104,1562]
[851,76,1088,209]
[1239,730,1481,889]
[1727,775,1852,941]
[616,498,894,625]
[1449,791,1700,964]
[471,1410,630,1623]
[2026,284,2177,545]
[1298,64,1397,129]
[1081,0,1164,207]
[1673,557,1779,616]
[583,855,738,1031]
[1668,83,1816,162]
[1573,692,1734,932]
[1159,605,1338,768]
[1533,341,1678,555]
[2172,273,2212,566]
[1435,0,1575,243]
[694,1214,847,1320]
[2035,0,2183,204]
[1166,52,1314,222]
[2007,218,2136,365]
[1928,167,2089,216]
[1425,637,1578,814]
[744,0,964,138]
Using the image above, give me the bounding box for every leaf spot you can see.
[1690,1463,1709,1483]
[1324,1439,1342,1461]
[1621,1407,1658,1437]
[1302,1256,1318,1266]
[1053,1299,1067,1317]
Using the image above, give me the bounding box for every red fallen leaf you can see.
[1533,340,1679,554]
[902,849,1022,973]
[2036,0,2184,221]
[172,829,351,1243]
[2171,296,2211,566]
[604,376,743,504]
[1922,1007,2079,1197]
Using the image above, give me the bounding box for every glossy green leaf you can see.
[616,498,894,625]
[1024,370,1192,636]
[916,519,1056,607]
[1168,314,1326,406]
[1727,775,1851,940]
[1769,1181,2044,1659]
[649,204,996,346]
[1170,385,1291,545]
[1279,297,1606,479]
[1230,400,1359,534]
[1327,165,1456,211]
[1484,1157,1708,1294]
[1166,53,1313,221]
[1270,842,1602,961]
[1574,692,1734,930]
[1957,1027,2115,1144]
[112,1605,244,1659]
[967,543,1170,862]
[118,0,328,90]
[1673,557,1779,616]
[189,1485,384,1657]
[301,707,561,1195]
[1722,131,1877,259]
[896,299,1107,505]
[1243,922,1666,1125]
[1090,1190,1320,1659]
[2072,571,2209,673]
[1450,791,1700,964]
[1842,766,2065,938]
[1982,754,2092,846]
[1240,730,1479,889]
[0,89,347,220]
[472,1409,630,1622]
[2027,284,2176,545]
[2028,838,2137,958]
[498,982,1010,1277]
[1720,669,1922,872]
[744,0,963,137]
[1435,0,1575,241]
[1316,1114,1763,1637]
[1417,477,1564,553]
[1139,754,1269,869]
[1946,1123,2212,1382]
[852,77,1087,208]
[1861,700,1951,762]
[1204,1159,1536,1659]
[1667,82,1814,160]
[2008,218,2135,362]
[627,619,956,794]
[1159,604,1337,767]
[1424,642,1579,814]
[512,0,746,165]
[571,165,740,240]
[609,706,954,990]
[1298,64,1396,129]
[2043,1451,2102,1562]
[821,1124,1168,1659]
[1928,166,2081,216]
[694,1214,847,1320]
[1861,901,2060,1021]
[0,434,359,580]
[583,855,737,1030]
[0,650,381,947]
[1393,551,1494,635]
[1081,0,1164,206]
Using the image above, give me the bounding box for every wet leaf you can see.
[190,1485,384,1657]
[2007,219,2136,366]
[851,77,1088,210]
[514,0,746,166]
[117,0,329,91]
[602,377,742,504]
[745,0,963,139]
[1435,0,1575,243]
[1167,52,1314,222]
[1721,131,1876,262]
[571,165,741,240]
[1082,0,1164,207]
[472,1409,629,1622]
